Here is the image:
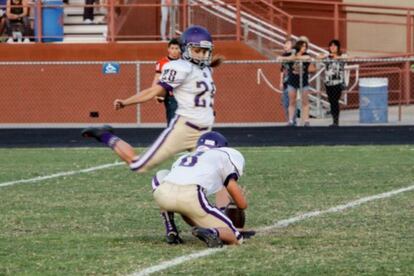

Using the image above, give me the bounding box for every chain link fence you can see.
[0,58,413,128]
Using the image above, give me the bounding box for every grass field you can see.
[1,146,413,275]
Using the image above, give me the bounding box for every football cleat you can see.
[81,125,114,142]
[166,231,184,245]
[192,227,223,248]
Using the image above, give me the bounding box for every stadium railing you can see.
[14,0,413,55]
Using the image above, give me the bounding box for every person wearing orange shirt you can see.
[152,38,181,126]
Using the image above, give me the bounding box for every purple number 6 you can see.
[179,156,198,167]
[179,152,204,167]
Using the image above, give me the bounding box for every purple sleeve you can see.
[158,81,173,93]
[223,173,239,187]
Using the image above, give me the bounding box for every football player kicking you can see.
[82,25,230,244]
[82,25,217,173]
[152,131,247,247]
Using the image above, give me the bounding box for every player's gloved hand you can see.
[114,99,125,110]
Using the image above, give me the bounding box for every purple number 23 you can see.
[194,81,215,107]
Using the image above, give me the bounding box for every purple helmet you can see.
[181,25,213,68]
[197,131,228,148]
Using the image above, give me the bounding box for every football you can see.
[224,203,246,228]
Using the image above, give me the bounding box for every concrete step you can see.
[64,24,107,34]
[62,35,107,43]
[64,15,105,24]
[68,0,88,4]
[64,6,85,15]
[64,6,106,16]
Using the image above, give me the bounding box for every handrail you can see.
[277,0,414,12]
[192,0,328,56]
[276,0,414,55]
[193,0,289,43]
[15,0,413,54]
[257,0,293,19]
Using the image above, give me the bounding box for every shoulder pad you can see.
[216,147,245,176]
[164,59,192,73]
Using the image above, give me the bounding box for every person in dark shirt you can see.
[0,1,6,38]
[279,38,295,123]
[284,40,316,126]
[5,0,30,42]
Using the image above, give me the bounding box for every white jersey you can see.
[159,59,215,127]
[163,147,244,196]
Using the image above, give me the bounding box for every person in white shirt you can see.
[152,131,248,247]
[319,39,348,127]
[160,0,178,41]
[82,25,219,173]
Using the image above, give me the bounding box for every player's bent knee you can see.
[129,157,152,173]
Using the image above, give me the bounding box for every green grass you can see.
[0,146,413,275]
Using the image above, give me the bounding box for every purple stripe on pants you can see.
[197,186,241,240]
[130,115,180,171]
[151,175,161,191]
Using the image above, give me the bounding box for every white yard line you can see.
[0,162,123,188]
[132,248,226,276]
[130,184,414,276]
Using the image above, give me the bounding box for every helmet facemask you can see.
[183,41,213,68]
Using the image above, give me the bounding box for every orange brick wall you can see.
[0,42,287,125]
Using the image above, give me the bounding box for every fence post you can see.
[334,3,339,39]
[109,0,115,42]
[136,62,141,124]
[316,62,322,118]
[236,0,241,41]
[299,61,304,122]
[399,69,403,122]
[406,10,412,54]
[404,61,411,105]
[183,0,188,30]
[269,0,274,25]
[36,0,42,42]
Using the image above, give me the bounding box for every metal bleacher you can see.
[63,0,107,43]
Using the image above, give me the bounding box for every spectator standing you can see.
[6,0,30,42]
[160,0,177,41]
[320,39,347,127]
[152,38,181,126]
[285,40,316,126]
[83,0,95,23]
[279,38,295,123]
[0,0,7,38]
